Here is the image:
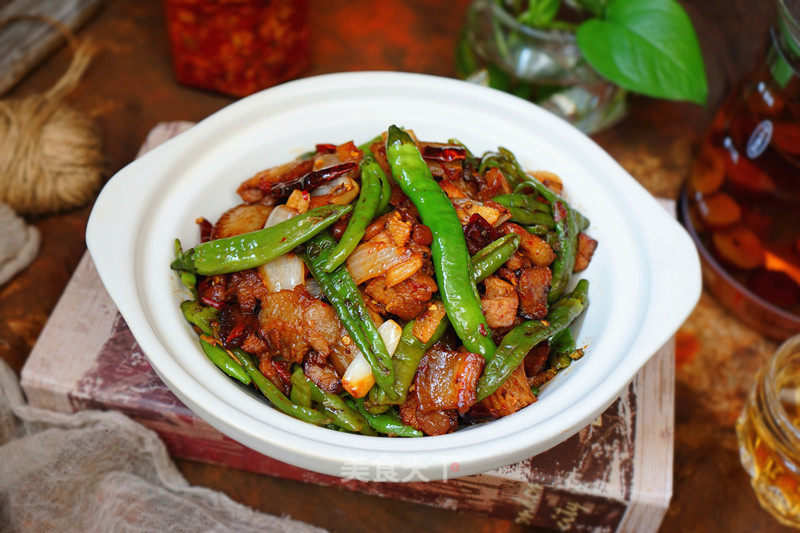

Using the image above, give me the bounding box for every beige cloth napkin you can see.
[0,357,324,532]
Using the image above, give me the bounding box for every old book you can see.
[21,123,673,532]
[0,0,102,95]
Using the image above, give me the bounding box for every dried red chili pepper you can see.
[261,162,357,200]
[225,323,247,345]
[201,296,224,310]
[464,213,502,255]
[422,144,467,162]
[197,217,213,243]
[315,143,337,154]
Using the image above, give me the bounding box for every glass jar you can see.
[736,334,800,527]
[164,0,311,97]
[680,0,800,340]
[455,0,627,134]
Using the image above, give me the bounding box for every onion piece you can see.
[378,319,402,355]
[257,206,305,292]
[309,176,360,209]
[385,255,423,288]
[346,241,414,285]
[341,320,401,398]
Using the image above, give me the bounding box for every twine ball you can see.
[0,202,40,285]
[0,22,103,216]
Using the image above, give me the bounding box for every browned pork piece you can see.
[226,270,268,313]
[211,203,273,239]
[303,351,343,393]
[477,363,537,418]
[258,355,292,396]
[523,341,550,378]
[364,271,438,321]
[415,344,485,414]
[258,285,345,364]
[516,267,552,320]
[574,233,598,273]
[480,276,519,329]
[412,301,447,344]
[527,170,563,194]
[499,222,556,267]
[399,388,458,436]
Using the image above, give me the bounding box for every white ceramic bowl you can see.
[87,72,700,481]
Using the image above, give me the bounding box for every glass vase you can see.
[456,0,627,134]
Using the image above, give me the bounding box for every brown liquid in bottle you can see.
[682,16,800,337]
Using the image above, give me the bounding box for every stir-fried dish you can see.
[171,126,597,437]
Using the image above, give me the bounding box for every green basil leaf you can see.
[519,0,562,27]
[576,0,707,104]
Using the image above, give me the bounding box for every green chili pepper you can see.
[550,327,576,355]
[357,134,382,153]
[386,125,496,361]
[495,147,584,302]
[492,194,549,214]
[367,315,450,407]
[504,206,557,227]
[174,239,197,294]
[180,300,217,336]
[348,398,423,437]
[183,301,248,385]
[171,204,352,275]
[499,147,591,234]
[476,279,589,401]
[545,231,560,251]
[363,402,390,415]
[235,351,332,426]
[548,201,580,303]
[323,157,384,273]
[290,377,313,408]
[303,234,398,399]
[291,367,374,434]
[357,135,393,214]
[525,224,551,236]
[199,338,251,385]
[376,165,392,215]
[471,234,520,283]
[548,328,576,370]
[478,152,503,177]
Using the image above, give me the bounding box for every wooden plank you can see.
[618,338,675,532]
[0,0,102,96]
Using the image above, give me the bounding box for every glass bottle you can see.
[680,0,800,339]
[736,334,800,527]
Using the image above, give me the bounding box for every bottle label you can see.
[747,120,773,159]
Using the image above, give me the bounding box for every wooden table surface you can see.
[0,0,793,531]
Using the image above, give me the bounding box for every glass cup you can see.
[737,334,800,527]
[455,0,627,134]
[679,0,800,340]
